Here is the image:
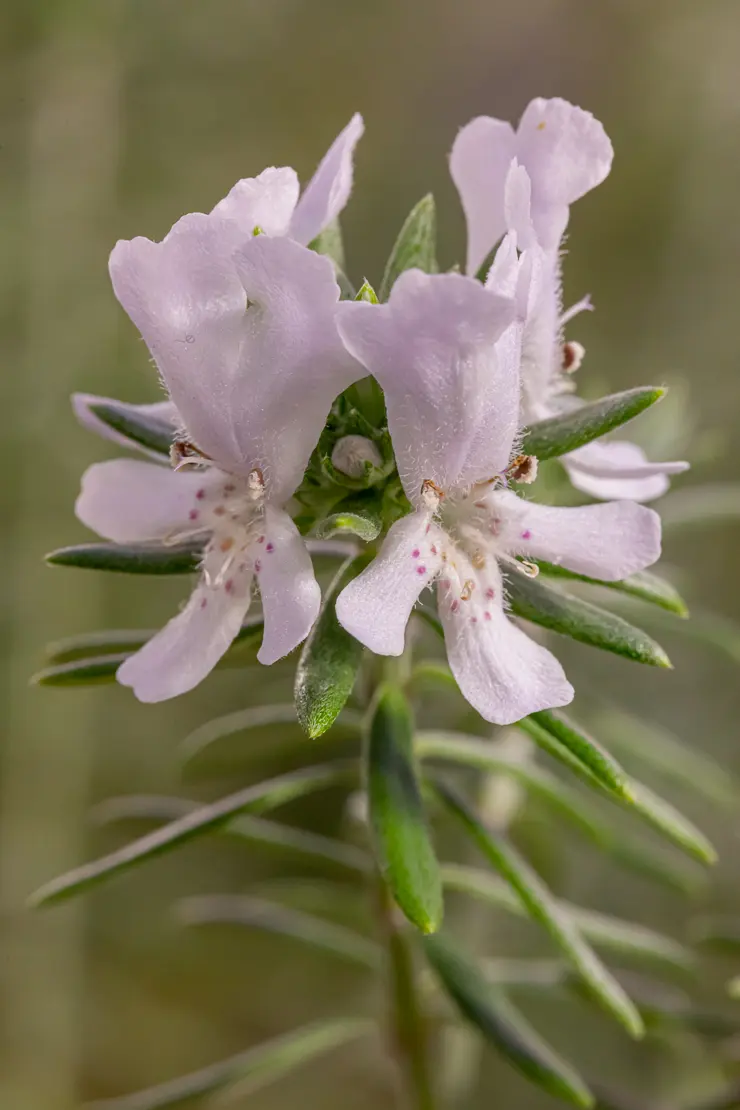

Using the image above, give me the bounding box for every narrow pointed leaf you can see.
[312,510,381,542]
[660,483,740,532]
[408,661,460,695]
[308,216,346,271]
[506,571,672,668]
[379,194,437,301]
[85,1018,371,1110]
[433,781,644,1037]
[366,685,443,933]
[32,652,128,687]
[295,554,372,739]
[92,796,370,874]
[29,761,356,906]
[45,629,156,665]
[515,717,715,864]
[520,388,665,461]
[89,400,174,455]
[46,540,201,575]
[525,710,632,800]
[355,280,379,303]
[423,933,593,1107]
[179,895,380,969]
[441,865,691,975]
[535,562,688,618]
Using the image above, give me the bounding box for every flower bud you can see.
[331,435,383,479]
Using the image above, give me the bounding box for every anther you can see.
[562,341,585,373]
[421,478,444,511]
[507,454,539,484]
[460,579,475,601]
[518,560,540,578]
[247,468,265,499]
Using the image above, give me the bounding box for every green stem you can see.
[379,884,437,1110]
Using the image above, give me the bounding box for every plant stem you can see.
[379,884,437,1110]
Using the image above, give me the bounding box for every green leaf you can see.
[46,541,201,575]
[442,865,691,975]
[44,629,156,665]
[433,781,644,1038]
[408,661,460,695]
[89,400,173,455]
[525,710,632,800]
[690,916,740,956]
[295,554,372,738]
[521,388,665,461]
[28,761,356,906]
[535,562,688,618]
[355,279,379,303]
[366,685,443,933]
[312,510,381,542]
[379,194,437,301]
[515,717,716,865]
[92,795,370,874]
[506,571,672,668]
[84,1018,371,1110]
[308,217,346,271]
[179,895,380,969]
[423,933,593,1107]
[32,652,128,687]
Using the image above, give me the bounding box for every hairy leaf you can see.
[379,194,437,301]
[46,540,201,575]
[535,562,688,618]
[89,400,174,455]
[521,388,665,461]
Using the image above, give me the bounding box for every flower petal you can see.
[450,116,517,276]
[117,580,252,702]
[210,166,299,237]
[76,458,219,543]
[516,97,613,250]
[438,567,573,725]
[256,506,322,665]
[337,270,517,502]
[491,488,662,581]
[289,114,365,247]
[72,393,179,459]
[231,235,363,500]
[336,510,444,656]
[563,441,689,503]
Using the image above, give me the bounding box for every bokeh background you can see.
[2,2,740,1108]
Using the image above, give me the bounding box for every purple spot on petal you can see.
[430,544,438,555]
[416,565,427,575]
[257,535,265,544]
[485,587,495,600]
[224,579,234,594]
[196,489,205,500]
[266,542,274,553]
[188,509,199,521]
[412,548,420,558]
[470,616,478,624]
[521,529,532,540]
[254,560,261,573]
[451,600,460,613]
[484,611,492,621]
[200,597,208,609]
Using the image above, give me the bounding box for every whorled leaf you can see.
[46,541,201,575]
[379,193,437,302]
[366,686,443,933]
[89,399,174,456]
[295,554,373,739]
[432,780,644,1038]
[424,932,593,1108]
[29,761,356,906]
[520,388,665,461]
[535,562,688,618]
[179,895,380,969]
[506,571,672,668]
[85,1019,372,1110]
[525,710,632,800]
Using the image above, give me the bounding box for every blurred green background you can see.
[2,1,740,1108]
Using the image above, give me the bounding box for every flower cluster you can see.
[72,99,684,723]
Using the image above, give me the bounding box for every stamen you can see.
[518,560,540,578]
[248,468,265,500]
[562,341,585,373]
[506,454,538,484]
[559,294,593,327]
[421,478,444,511]
[170,438,213,471]
[460,579,474,601]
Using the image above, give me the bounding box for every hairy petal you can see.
[289,113,365,246]
[256,506,322,665]
[210,166,300,237]
[336,511,444,656]
[338,270,517,501]
[72,393,178,458]
[517,97,613,250]
[493,489,662,581]
[75,459,218,543]
[117,580,252,703]
[439,567,573,725]
[450,115,517,276]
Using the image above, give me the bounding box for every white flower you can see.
[76,203,362,702]
[452,99,688,502]
[335,269,662,725]
[450,97,613,274]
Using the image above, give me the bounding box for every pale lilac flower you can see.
[76,221,362,702]
[450,96,613,274]
[335,270,662,725]
[485,166,689,502]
